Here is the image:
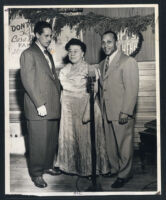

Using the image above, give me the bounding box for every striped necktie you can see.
[44,49,56,76]
[104,56,109,75]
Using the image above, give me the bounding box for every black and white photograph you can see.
[4,4,161,196]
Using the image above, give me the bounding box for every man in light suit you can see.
[99,31,139,188]
[20,21,61,188]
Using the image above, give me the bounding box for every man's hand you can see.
[119,112,128,125]
[37,105,47,117]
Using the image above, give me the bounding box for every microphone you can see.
[88,68,96,82]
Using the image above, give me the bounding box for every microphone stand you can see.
[86,76,102,191]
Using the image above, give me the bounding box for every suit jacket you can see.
[20,43,61,120]
[99,51,139,121]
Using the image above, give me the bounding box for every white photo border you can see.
[4,4,160,196]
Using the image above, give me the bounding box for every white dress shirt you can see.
[108,49,119,65]
[35,41,52,70]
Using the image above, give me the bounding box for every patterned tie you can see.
[44,49,61,93]
[44,49,56,76]
[104,56,109,75]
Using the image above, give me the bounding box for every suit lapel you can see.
[99,60,105,87]
[32,43,55,80]
[49,55,61,94]
[103,51,122,80]
[32,43,61,94]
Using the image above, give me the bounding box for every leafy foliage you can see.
[9,8,155,40]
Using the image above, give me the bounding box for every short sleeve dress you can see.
[55,60,111,176]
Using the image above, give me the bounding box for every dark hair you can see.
[32,21,52,43]
[102,30,118,41]
[34,21,52,35]
[65,38,86,53]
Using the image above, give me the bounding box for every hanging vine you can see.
[9,8,155,38]
[9,8,154,57]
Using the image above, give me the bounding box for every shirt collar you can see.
[108,49,118,64]
[35,41,46,54]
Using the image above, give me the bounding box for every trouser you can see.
[27,119,59,177]
[103,105,134,179]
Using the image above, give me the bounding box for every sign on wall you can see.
[9,18,33,69]
[9,17,81,69]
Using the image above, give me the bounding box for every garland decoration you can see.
[9,8,154,57]
[9,8,155,37]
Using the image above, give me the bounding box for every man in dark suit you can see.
[99,31,139,188]
[20,21,61,188]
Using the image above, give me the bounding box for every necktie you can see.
[44,49,61,93]
[44,49,56,76]
[104,56,109,75]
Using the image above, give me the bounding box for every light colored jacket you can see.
[99,51,139,121]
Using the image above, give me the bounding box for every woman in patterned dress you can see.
[55,38,111,177]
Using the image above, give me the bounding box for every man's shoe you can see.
[111,177,132,188]
[111,178,125,188]
[32,176,47,188]
[44,168,61,176]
